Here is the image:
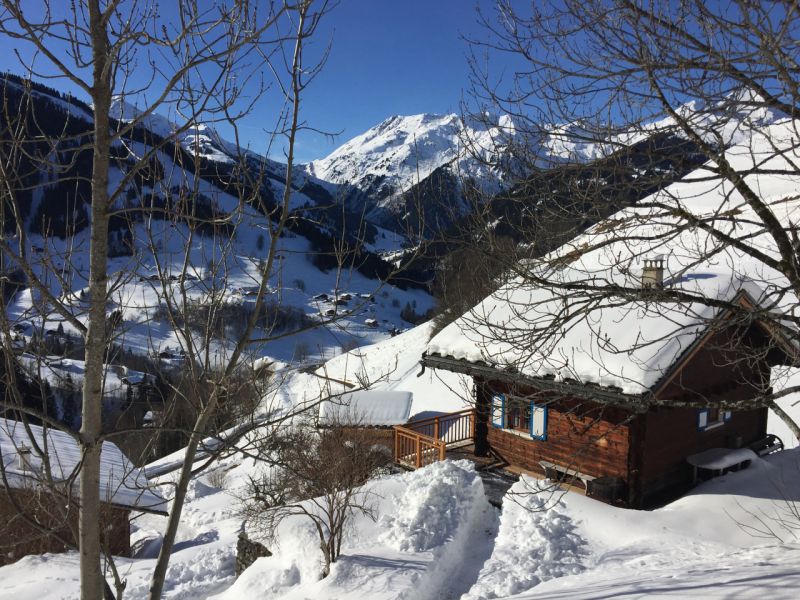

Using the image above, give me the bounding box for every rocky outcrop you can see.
[235,532,272,576]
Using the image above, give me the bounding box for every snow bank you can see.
[479,450,800,599]
[379,460,496,600]
[464,479,587,600]
[381,460,484,552]
[216,460,492,600]
[212,523,320,599]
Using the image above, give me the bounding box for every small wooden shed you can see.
[318,390,413,452]
[0,418,167,565]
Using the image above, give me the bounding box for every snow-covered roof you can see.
[318,390,413,427]
[428,120,800,395]
[427,265,777,395]
[0,418,167,514]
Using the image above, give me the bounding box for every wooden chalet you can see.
[0,418,167,565]
[397,261,798,508]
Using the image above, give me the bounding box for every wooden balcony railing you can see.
[393,408,475,469]
[394,427,445,468]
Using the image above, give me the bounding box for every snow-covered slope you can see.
[0,77,438,388]
[274,321,470,420]
[466,449,800,600]
[3,447,800,599]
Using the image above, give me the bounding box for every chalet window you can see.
[697,407,732,431]
[491,394,505,428]
[491,394,547,440]
[530,403,547,440]
[507,401,531,433]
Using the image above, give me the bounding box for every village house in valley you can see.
[407,258,797,508]
[0,418,167,565]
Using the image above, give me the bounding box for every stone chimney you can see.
[18,444,34,471]
[642,256,664,289]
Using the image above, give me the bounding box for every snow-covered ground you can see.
[508,450,800,599]
[216,460,496,600]
[3,443,799,600]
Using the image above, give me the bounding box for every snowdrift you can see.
[215,460,494,600]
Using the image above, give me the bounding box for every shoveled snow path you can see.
[396,487,499,600]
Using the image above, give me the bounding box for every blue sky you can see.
[287,0,491,162]
[0,1,495,164]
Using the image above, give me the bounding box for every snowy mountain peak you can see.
[109,96,178,140]
[110,97,273,168]
[304,112,513,204]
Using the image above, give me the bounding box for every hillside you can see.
[0,74,432,340]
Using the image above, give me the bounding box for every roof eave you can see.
[422,353,649,412]
[128,504,169,516]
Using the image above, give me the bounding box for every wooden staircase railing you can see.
[393,408,475,469]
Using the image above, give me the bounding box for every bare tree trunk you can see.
[80,2,112,598]
[147,390,221,599]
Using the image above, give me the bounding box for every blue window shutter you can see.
[492,394,505,428]
[530,401,548,440]
[723,410,732,422]
[697,409,709,431]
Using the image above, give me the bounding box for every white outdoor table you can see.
[686,447,758,484]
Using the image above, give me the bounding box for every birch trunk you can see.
[80,2,112,597]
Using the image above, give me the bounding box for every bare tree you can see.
[239,417,390,578]
[0,1,363,598]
